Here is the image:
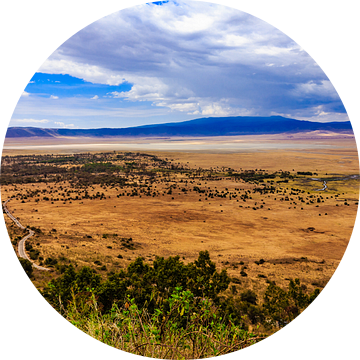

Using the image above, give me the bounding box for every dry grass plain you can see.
[2,132,359,301]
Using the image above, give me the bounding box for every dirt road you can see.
[3,199,50,271]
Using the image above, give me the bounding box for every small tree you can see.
[288,278,309,309]
[42,265,101,311]
[240,289,257,305]
[263,279,320,328]
[187,250,230,301]
[263,283,290,327]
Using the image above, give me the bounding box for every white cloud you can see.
[21,91,30,97]
[50,95,59,99]
[54,121,74,128]
[111,77,172,102]
[201,103,230,116]
[270,111,292,118]
[292,80,338,99]
[91,95,99,99]
[199,102,254,117]
[40,59,126,86]
[37,1,309,108]
[25,0,346,123]
[11,118,49,124]
[157,101,199,113]
[290,105,349,122]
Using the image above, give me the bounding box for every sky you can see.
[10,0,348,129]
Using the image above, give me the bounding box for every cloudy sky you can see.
[10,0,348,129]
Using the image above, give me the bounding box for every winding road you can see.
[3,199,50,271]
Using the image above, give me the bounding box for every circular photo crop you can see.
[1,1,359,358]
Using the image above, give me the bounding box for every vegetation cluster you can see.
[3,150,357,358]
[35,251,320,357]
[2,152,355,213]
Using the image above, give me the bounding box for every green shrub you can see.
[44,257,58,266]
[64,287,263,358]
[263,278,320,328]
[29,249,40,260]
[240,290,257,305]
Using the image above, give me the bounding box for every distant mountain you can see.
[6,116,353,138]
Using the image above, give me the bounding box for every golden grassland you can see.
[2,134,359,301]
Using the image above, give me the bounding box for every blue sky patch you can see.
[25,73,132,99]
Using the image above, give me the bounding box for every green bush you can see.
[29,249,40,260]
[41,252,321,338]
[240,290,257,305]
[42,251,230,315]
[64,287,263,358]
[44,257,58,266]
[263,278,320,328]
[42,265,101,309]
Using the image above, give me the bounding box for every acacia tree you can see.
[187,250,230,301]
[42,265,101,311]
[263,279,320,328]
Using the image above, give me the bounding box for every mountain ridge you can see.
[6,116,352,138]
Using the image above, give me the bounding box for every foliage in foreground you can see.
[42,251,320,329]
[43,251,231,316]
[65,287,263,359]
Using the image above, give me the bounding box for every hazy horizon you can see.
[8,114,352,131]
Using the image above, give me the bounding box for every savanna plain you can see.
[2,133,359,358]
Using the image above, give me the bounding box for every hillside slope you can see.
[6,116,352,138]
